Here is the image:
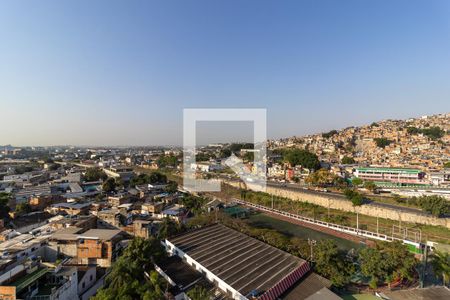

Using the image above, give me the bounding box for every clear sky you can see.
[1,0,450,146]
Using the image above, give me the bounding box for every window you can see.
[90,275,93,281]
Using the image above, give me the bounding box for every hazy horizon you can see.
[1,111,447,148]
[1,1,450,146]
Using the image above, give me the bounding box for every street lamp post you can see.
[308,238,317,262]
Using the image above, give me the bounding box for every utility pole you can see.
[327,199,330,218]
[308,238,317,262]
[356,212,359,233]
[376,217,379,235]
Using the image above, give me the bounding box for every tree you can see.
[196,153,212,162]
[242,151,254,162]
[431,251,450,286]
[420,126,445,140]
[407,126,421,134]
[415,195,449,217]
[359,247,386,289]
[164,181,178,193]
[157,217,182,239]
[157,155,178,168]
[181,195,207,215]
[102,177,117,193]
[351,177,363,187]
[374,138,392,148]
[341,156,355,164]
[351,193,364,206]
[343,188,364,206]
[187,285,212,300]
[314,240,354,288]
[363,181,377,192]
[305,169,340,186]
[359,241,417,289]
[122,237,166,268]
[15,203,32,214]
[84,167,107,182]
[444,161,450,169]
[219,148,232,158]
[130,172,167,187]
[283,149,320,170]
[0,192,11,220]
[407,126,445,140]
[93,237,166,300]
[322,130,338,139]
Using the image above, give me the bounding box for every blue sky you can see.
[1,0,450,146]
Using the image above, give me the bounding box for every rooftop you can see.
[13,267,49,293]
[356,167,422,174]
[79,229,122,240]
[51,202,92,210]
[167,223,308,297]
[281,272,338,300]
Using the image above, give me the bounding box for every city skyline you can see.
[1,1,450,146]
[0,111,448,147]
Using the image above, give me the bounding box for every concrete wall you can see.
[225,181,450,229]
[80,274,106,300]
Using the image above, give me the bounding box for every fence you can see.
[233,198,423,250]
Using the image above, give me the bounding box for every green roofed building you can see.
[354,167,426,186]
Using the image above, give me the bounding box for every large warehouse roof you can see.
[167,223,309,298]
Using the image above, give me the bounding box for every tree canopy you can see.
[344,188,364,206]
[407,126,445,140]
[102,177,117,194]
[351,177,363,187]
[341,156,355,164]
[93,237,167,300]
[84,167,107,182]
[363,181,377,192]
[314,240,354,288]
[0,192,11,220]
[282,149,320,170]
[431,250,450,286]
[359,241,417,289]
[373,138,393,148]
[181,195,207,215]
[305,169,343,187]
[412,195,449,217]
[322,130,338,139]
[15,202,32,215]
[156,155,178,168]
[130,172,167,187]
[229,143,254,153]
[157,217,184,240]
